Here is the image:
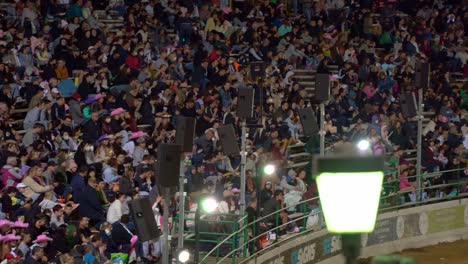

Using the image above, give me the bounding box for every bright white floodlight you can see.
[177,249,190,263]
[201,197,218,213]
[357,140,370,151]
[263,164,276,175]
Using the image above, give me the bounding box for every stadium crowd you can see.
[0,0,467,263]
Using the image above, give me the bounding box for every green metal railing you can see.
[174,211,248,264]
[177,167,467,263]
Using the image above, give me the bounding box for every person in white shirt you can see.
[50,204,66,228]
[106,193,126,224]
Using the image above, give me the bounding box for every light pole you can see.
[255,162,276,226]
[314,143,384,264]
[194,196,218,264]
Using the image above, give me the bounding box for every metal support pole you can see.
[162,187,170,264]
[416,88,423,201]
[239,119,247,254]
[177,157,186,251]
[342,234,361,264]
[319,103,325,156]
[194,205,201,264]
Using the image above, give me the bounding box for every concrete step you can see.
[292,75,315,81]
[99,19,124,23]
[298,81,315,86]
[293,70,317,75]
[288,161,309,169]
[288,152,312,159]
[287,144,307,155]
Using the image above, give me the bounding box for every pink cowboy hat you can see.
[94,93,105,101]
[13,221,29,228]
[110,107,126,116]
[3,234,21,242]
[0,220,12,228]
[129,131,148,140]
[32,234,53,243]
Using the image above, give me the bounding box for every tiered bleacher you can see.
[0,0,466,263]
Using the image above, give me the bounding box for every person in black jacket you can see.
[77,177,105,227]
[111,214,133,250]
[82,112,102,143]
[50,97,66,121]
[50,225,71,256]
[99,222,118,259]
[24,246,45,264]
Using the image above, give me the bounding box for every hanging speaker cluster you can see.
[415,62,430,89]
[237,88,255,119]
[400,92,417,118]
[217,124,240,156]
[129,197,160,242]
[314,73,331,102]
[297,108,319,136]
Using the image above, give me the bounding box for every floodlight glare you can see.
[357,140,370,151]
[177,249,190,263]
[263,164,276,175]
[317,171,383,233]
[200,197,218,213]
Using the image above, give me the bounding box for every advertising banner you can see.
[256,202,468,264]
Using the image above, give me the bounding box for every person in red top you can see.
[125,50,141,71]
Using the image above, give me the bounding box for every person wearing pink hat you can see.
[31,234,53,249]
[123,131,148,157]
[129,131,148,140]
[110,107,126,117]
[12,220,29,228]
[3,233,21,243]
[2,233,21,260]
[0,220,12,233]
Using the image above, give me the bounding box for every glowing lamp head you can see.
[314,155,384,233]
[263,164,276,175]
[200,197,218,213]
[177,249,190,263]
[357,140,370,151]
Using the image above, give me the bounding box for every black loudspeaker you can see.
[175,116,196,152]
[128,197,160,242]
[217,124,240,156]
[297,108,319,135]
[415,62,430,89]
[156,144,182,187]
[314,74,330,102]
[237,88,255,119]
[400,93,417,118]
[250,61,265,79]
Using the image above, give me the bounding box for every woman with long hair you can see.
[21,166,56,202]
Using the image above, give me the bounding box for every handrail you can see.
[199,196,320,263]
[174,211,245,264]
[196,167,466,263]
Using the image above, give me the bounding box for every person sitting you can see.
[78,177,105,227]
[21,166,56,202]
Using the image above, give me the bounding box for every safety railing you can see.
[188,167,467,263]
[174,211,248,264]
